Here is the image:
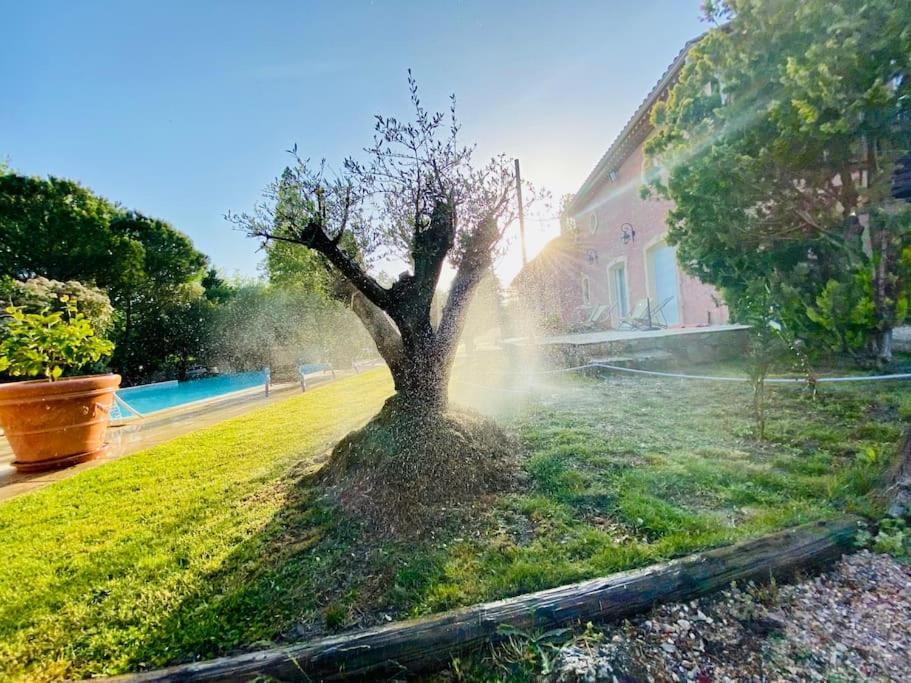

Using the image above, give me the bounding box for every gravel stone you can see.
[551,551,911,682]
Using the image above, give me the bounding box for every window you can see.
[704,78,728,104]
[589,212,599,234]
[607,261,629,317]
[581,275,591,305]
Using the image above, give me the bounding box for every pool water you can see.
[111,371,267,419]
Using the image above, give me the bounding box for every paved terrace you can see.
[535,323,750,347]
[501,323,751,367]
[0,378,327,502]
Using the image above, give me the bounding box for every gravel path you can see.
[551,551,911,682]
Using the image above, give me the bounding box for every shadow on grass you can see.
[127,462,451,672]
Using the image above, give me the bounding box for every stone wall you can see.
[545,327,750,369]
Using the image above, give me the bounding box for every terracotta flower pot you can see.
[0,374,121,472]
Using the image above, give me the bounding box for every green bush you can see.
[0,296,114,380]
[644,0,911,361]
[856,518,910,559]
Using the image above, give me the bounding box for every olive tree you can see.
[234,79,520,411]
[232,78,523,527]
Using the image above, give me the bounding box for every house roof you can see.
[568,36,701,216]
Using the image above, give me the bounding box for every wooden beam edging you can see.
[107,517,860,683]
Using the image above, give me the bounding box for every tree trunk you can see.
[868,211,901,365]
[345,283,464,415]
[393,368,448,412]
[322,279,516,532]
[875,328,894,365]
[391,334,453,412]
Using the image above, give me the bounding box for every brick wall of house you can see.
[568,142,728,327]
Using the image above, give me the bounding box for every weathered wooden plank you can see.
[108,517,859,682]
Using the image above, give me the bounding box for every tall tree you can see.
[0,175,120,282]
[262,168,337,298]
[646,0,911,361]
[233,78,522,526]
[107,212,208,380]
[201,268,236,305]
[260,169,378,368]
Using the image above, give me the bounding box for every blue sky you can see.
[1,1,706,283]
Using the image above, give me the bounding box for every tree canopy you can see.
[232,76,525,528]
[646,0,911,360]
[0,175,120,283]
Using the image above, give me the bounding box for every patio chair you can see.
[618,297,673,330]
[648,296,676,327]
[352,357,383,373]
[571,303,611,332]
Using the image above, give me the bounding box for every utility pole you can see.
[514,158,527,266]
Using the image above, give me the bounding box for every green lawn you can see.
[0,370,394,681]
[1,363,907,681]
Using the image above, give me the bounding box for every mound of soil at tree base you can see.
[320,395,521,535]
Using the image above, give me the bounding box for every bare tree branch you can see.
[436,214,498,352]
[251,222,390,311]
[345,287,404,372]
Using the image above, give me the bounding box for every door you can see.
[608,262,629,317]
[647,243,680,325]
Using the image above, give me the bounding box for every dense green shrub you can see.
[646,0,911,362]
[0,297,114,380]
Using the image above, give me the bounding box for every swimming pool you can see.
[110,371,267,419]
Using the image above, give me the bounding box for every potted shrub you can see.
[0,295,120,472]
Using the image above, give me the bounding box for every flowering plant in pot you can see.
[0,295,120,472]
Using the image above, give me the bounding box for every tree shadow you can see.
[126,461,452,673]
